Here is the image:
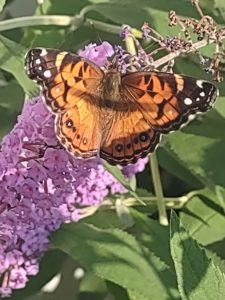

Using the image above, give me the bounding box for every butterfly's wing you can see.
[25,48,104,112]
[121,71,218,133]
[55,104,102,158]
[100,71,218,165]
[100,110,160,165]
[25,48,104,158]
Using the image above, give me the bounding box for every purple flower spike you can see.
[0,97,128,296]
[0,41,149,297]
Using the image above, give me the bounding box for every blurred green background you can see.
[1,1,225,299]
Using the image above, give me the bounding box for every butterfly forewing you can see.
[122,72,218,133]
[25,48,104,113]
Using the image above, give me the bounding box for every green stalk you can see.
[0,15,142,38]
[0,16,74,31]
[150,153,168,225]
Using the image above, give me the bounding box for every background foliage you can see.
[0,0,225,299]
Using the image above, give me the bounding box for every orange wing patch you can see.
[56,98,102,158]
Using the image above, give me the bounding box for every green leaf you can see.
[36,0,85,15]
[214,96,225,118]
[158,146,203,189]
[80,210,123,230]
[106,281,130,300]
[180,188,225,246]
[170,211,225,300]
[88,0,199,29]
[0,82,24,140]
[23,0,99,51]
[210,0,225,22]
[51,222,171,300]
[206,248,225,274]
[10,250,66,300]
[131,209,180,298]
[103,162,132,191]
[0,35,38,97]
[131,209,172,266]
[162,109,225,188]
[80,271,107,294]
[0,0,6,12]
[115,199,134,228]
[103,161,146,205]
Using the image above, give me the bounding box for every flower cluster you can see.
[78,41,114,67]
[0,42,148,297]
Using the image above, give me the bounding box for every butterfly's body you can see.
[25,48,218,165]
[102,70,121,101]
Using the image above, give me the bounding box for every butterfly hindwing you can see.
[56,102,102,158]
[100,110,160,165]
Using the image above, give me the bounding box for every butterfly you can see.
[24,48,218,166]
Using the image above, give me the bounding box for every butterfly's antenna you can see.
[142,41,159,52]
[91,21,103,44]
[29,33,41,49]
[57,28,75,50]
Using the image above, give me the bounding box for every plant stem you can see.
[0,16,74,31]
[125,35,137,55]
[0,14,142,38]
[80,190,196,217]
[192,0,204,18]
[153,39,211,69]
[150,153,168,226]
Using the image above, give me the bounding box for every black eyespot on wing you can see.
[115,144,123,152]
[66,119,73,128]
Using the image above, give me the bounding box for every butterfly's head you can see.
[106,54,120,72]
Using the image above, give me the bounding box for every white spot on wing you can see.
[35,58,41,65]
[196,80,204,88]
[200,91,205,97]
[55,87,61,93]
[38,66,42,71]
[43,70,52,78]
[184,98,192,105]
[40,49,48,56]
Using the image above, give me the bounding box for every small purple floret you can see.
[79,41,114,66]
